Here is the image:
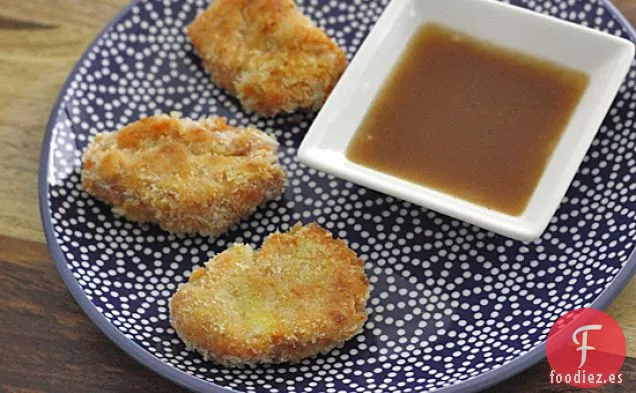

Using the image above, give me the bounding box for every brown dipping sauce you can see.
[346,24,589,216]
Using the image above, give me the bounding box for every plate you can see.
[39,0,636,392]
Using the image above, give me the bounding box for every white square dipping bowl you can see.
[297,0,634,242]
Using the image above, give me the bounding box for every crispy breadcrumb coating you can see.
[169,223,370,365]
[188,0,348,116]
[81,114,286,236]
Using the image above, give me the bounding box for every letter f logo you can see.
[572,324,602,368]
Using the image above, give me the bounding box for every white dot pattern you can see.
[44,0,636,392]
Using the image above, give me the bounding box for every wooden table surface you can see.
[0,0,635,392]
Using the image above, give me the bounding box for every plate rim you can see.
[37,1,636,392]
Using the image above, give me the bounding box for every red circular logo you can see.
[546,308,626,388]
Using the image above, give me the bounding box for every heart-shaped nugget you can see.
[170,223,370,365]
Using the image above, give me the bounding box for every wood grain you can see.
[0,236,184,392]
[614,0,636,20]
[606,279,636,357]
[0,0,127,243]
[0,0,635,392]
[0,236,183,393]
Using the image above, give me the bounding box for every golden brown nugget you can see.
[81,114,286,236]
[188,0,348,116]
[170,223,370,365]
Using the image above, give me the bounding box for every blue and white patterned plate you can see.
[39,0,636,392]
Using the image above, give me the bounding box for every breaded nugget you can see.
[81,114,286,236]
[169,223,370,365]
[188,0,348,116]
